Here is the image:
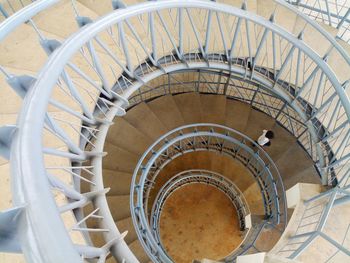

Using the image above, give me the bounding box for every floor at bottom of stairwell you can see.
[159,183,243,263]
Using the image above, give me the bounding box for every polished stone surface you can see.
[159,183,243,263]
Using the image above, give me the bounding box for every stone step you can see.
[220,0,257,12]
[173,93,203,124]
[103,143,139,172]
[257,0,298,32]
[275,144,318,189]
[146,94,185,131]
[77,0,114,16]
[283,166,320,190]
[106,117,152,156]
[128,239,150,263]
[225,99,251,133]
[32,0,98,39]
[106,195,131,221]
[199,94,227,125]
[116,216,138,245]
[124,102,168,141]
[103,169,132,196]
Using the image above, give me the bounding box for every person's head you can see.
[266,130,274,139]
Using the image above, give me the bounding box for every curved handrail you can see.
[131,124,286,262]
[150,169,250,235]
[7,0,350,262]
[276,0,350,63]
[125,66,337,183]
[0,0,59,41]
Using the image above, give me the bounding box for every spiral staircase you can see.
[0,0,349,263]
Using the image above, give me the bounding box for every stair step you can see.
[106,118,152,156]
[106,195,131,221]
[103,169,132,196]
[128,239,150,263]
[0,163,12,209]
[77,0,113,16]
[116,216,138,244]
[220,154,255,192]
[257,0,298,32]
[124,102,168,141]
[275,143,318,188]
[146,95,185,130]
[148,151,257,208]
[283,165,320,190]
[199,94,227,125]
[225,99,251,133]
[103,143,139,172]
[32,0,98,39]
[0,24,57,71]
[173,93,203,124]
[328,39,350,83]
[293,16,337,58]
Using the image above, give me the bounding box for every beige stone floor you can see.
[159,183,243,263]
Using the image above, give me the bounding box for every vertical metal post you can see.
[204,10,213,55]
[149,11,157,62]
[178,8,183,57]
[118,21,134,75]
[0,4,9,18]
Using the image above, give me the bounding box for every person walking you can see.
[257,129,274,147]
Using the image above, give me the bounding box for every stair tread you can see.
[257,0,298,32]
[106,195,131,221]
[275,143,319,188]
[328,39,350,83]
[148,151,256,207]
[128,239,150,263]
[32,0,98,39]
[77,0,113,16]
[107,117,152,156]
[105,256,116,263]
[103,169,132,196]
[173,93,203,124]
[225,99,251,133]
[0,24,61,71]
[124,102,168,141]
[199,94,227,125]
[103,143,139,172]
[283,165,320,190]
[220,0,257,12]
[147,95,185,130]
[116,216,138,244]
[293,16,336,57]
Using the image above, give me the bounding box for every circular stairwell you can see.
[0,0,349,263]
[97,93,320,262]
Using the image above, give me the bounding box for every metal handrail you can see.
[278,0,350,55]
[285,0,350,43]
[131,124,287,262]
[126,68,337,185]
[0,0,59,41]
[150,169,250,258]
[2,0,349,262]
